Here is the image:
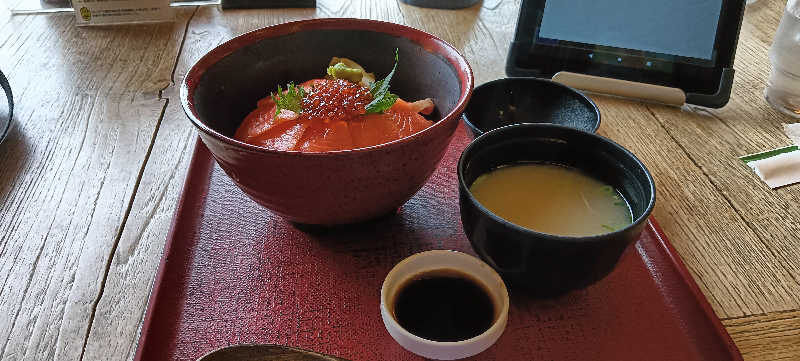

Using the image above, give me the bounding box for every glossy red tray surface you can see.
[135,123,742,361]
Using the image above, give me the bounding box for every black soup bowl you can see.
[457,124,656,296]
[462,78,600,138]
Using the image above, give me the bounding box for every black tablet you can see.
[506,0,746,108]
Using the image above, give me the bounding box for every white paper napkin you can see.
[741,123,800,189]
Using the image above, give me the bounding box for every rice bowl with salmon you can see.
[180,18,473,224]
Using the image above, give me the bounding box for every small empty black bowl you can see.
[462,78,600,137]
[457,124,655,296]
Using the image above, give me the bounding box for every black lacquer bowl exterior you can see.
[462,78,600,138]
[458,124,655,296]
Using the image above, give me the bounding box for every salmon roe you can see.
[303,79,373,122]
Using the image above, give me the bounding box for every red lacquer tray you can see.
[134,123,742,361]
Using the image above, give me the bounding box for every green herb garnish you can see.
[365,49,399,114]
[270,82,306,116]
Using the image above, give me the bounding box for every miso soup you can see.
[469,163,632,236]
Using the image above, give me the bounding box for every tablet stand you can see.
[543,68,735,108]
[551,72,686,106]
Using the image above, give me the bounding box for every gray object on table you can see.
[220,0,315,8]
[399,0,480,9]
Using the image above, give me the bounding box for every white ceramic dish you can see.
[380,250,509,360]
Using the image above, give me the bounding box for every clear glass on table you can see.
[766,0,800,118]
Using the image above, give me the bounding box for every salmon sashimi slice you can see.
[235,102,300,144]
[393,111,433,139]
[298,119,355,152]
[349,113,401,149]
[348,110,432,149]
[250,121,309,151]
[255,95,276,109]
[235,106,276,143]
[393,98,435,115]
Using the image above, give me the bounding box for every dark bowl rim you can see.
[0,115,8,145]
[457,123,656,244]
[462,77,601,136]
[0,70,10,146]
[180,18,474,157]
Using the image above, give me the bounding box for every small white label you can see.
[73,0,172,26]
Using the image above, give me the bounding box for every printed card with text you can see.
[73,0,172,26]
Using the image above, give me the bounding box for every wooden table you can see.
[0,1,798,360]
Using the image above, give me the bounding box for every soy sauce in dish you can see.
[392,269,495,342]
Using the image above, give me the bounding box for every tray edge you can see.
[133,138,215,361]
[646,218,743,361]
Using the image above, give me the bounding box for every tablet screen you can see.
[538,0,723,62]
[507,0,745,106]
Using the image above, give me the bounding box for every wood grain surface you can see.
[0,0,798,360]
[642,0,800,318]
[723,310,800,361]
[0,6,194,361]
